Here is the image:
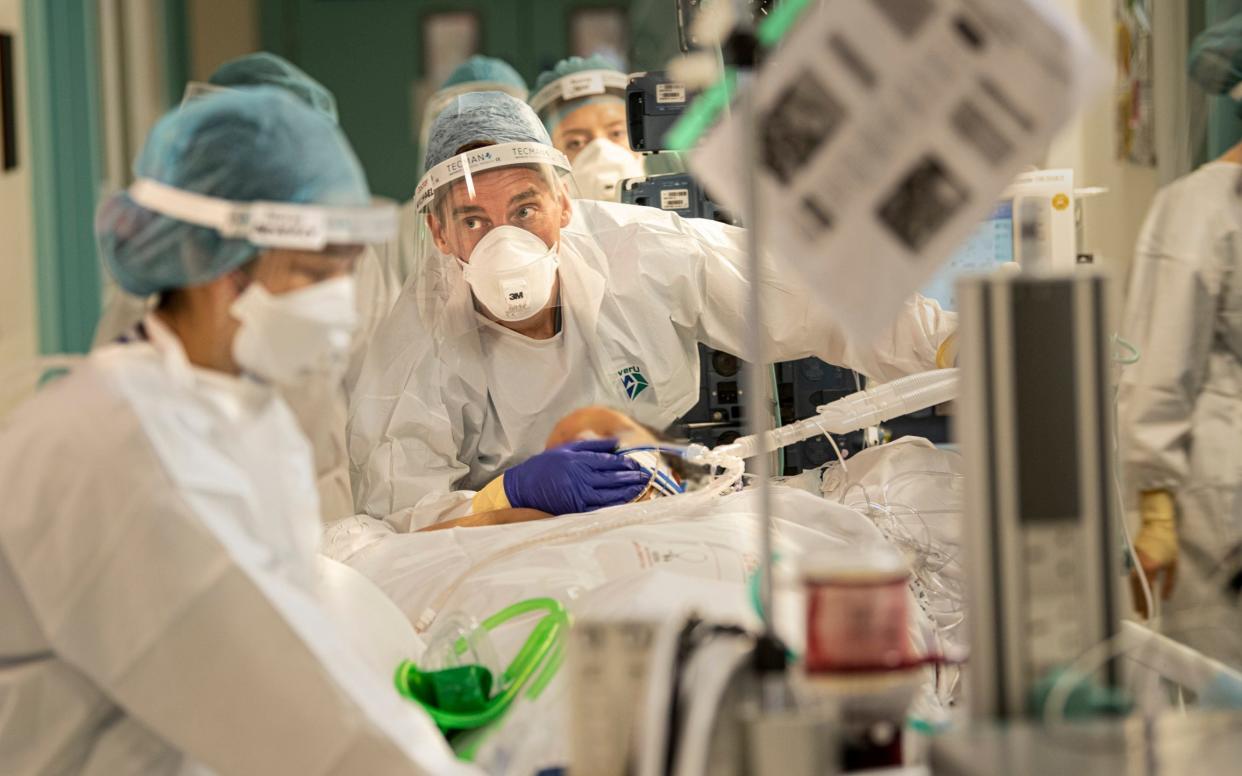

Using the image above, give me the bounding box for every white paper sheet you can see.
[690,0,1106,337]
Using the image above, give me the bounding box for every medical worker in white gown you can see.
[93,52,400,523]
[1118,15,1242,663]
[348,91,958,531]
[0,88,472,775]
[527,55,645,202]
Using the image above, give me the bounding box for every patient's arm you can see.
[417,508,554,532]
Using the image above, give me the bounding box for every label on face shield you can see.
[660,188,691,211]
[562,72,607,101]
[689,0,1105,338]
[246,205,328,250]
[656,83,687,104]
[414,142,573,213]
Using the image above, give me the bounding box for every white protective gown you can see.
[1119,160,1242,663]
[92,247,399,523]
[349,199,955,531]
[0,315,473,775]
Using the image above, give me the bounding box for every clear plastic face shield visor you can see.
[409,142,577,333]
[128,178,398,255]
[527,69,630,129]
[126,177,397,318]
[530,70,658,200]
[123,179,398,382]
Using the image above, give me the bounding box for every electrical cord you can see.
[1109,333,1155,624]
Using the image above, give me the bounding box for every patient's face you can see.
[545,406,659,450]
[547,406,671,503]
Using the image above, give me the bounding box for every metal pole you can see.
[739,81,775,641]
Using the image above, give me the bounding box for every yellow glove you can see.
[935,332,959,369]
[1129,489,1178,618]
[471,474,511,514]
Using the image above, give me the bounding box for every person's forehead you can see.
[557,98,627,134]
[445,166,556,204]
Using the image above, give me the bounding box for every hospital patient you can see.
[424,405,687,532]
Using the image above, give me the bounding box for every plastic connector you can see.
[683,443,712,464]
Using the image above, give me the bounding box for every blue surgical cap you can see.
[441,55,528,96]
[96,87,370,296]
[423,90,552,172]
[1189,15,1242,96]
[533,54,623,93]
[209,51,339,124]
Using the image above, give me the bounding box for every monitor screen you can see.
[921,199,1014,310]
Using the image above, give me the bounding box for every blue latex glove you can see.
[503,438,650,515]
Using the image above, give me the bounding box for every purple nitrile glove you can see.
[503,438,651,516]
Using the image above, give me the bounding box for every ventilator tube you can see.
[712,369,959,460]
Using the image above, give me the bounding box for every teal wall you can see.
[26,1,1238,352]
[1206,0,1242,158]
[19,0,678,354]
[22,0,189,354]
[163,0,189,107]
[24,0,105,354]
[257,0,679,201]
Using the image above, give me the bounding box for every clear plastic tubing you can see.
[414,448,745,633]
[714,368,959,460]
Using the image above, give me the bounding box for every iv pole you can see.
[733,27,788,708]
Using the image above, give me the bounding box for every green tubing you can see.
[395,597,571,743]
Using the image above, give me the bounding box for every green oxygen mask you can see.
[395,597,569,734]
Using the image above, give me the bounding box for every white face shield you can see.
[528,69,630,123]
[126,179,398,385]
[127,178,398,252]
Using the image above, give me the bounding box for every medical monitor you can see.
[922,199,1015,310]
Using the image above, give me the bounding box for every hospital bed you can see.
[320,436,965,774]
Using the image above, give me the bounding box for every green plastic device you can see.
[395,597,570,734]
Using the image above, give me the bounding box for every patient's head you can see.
[547,406,687,501]
[545,406,660,449]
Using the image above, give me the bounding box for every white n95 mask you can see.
[459,225,559,322]
[571,138,645,201]
[231,275,359,386]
